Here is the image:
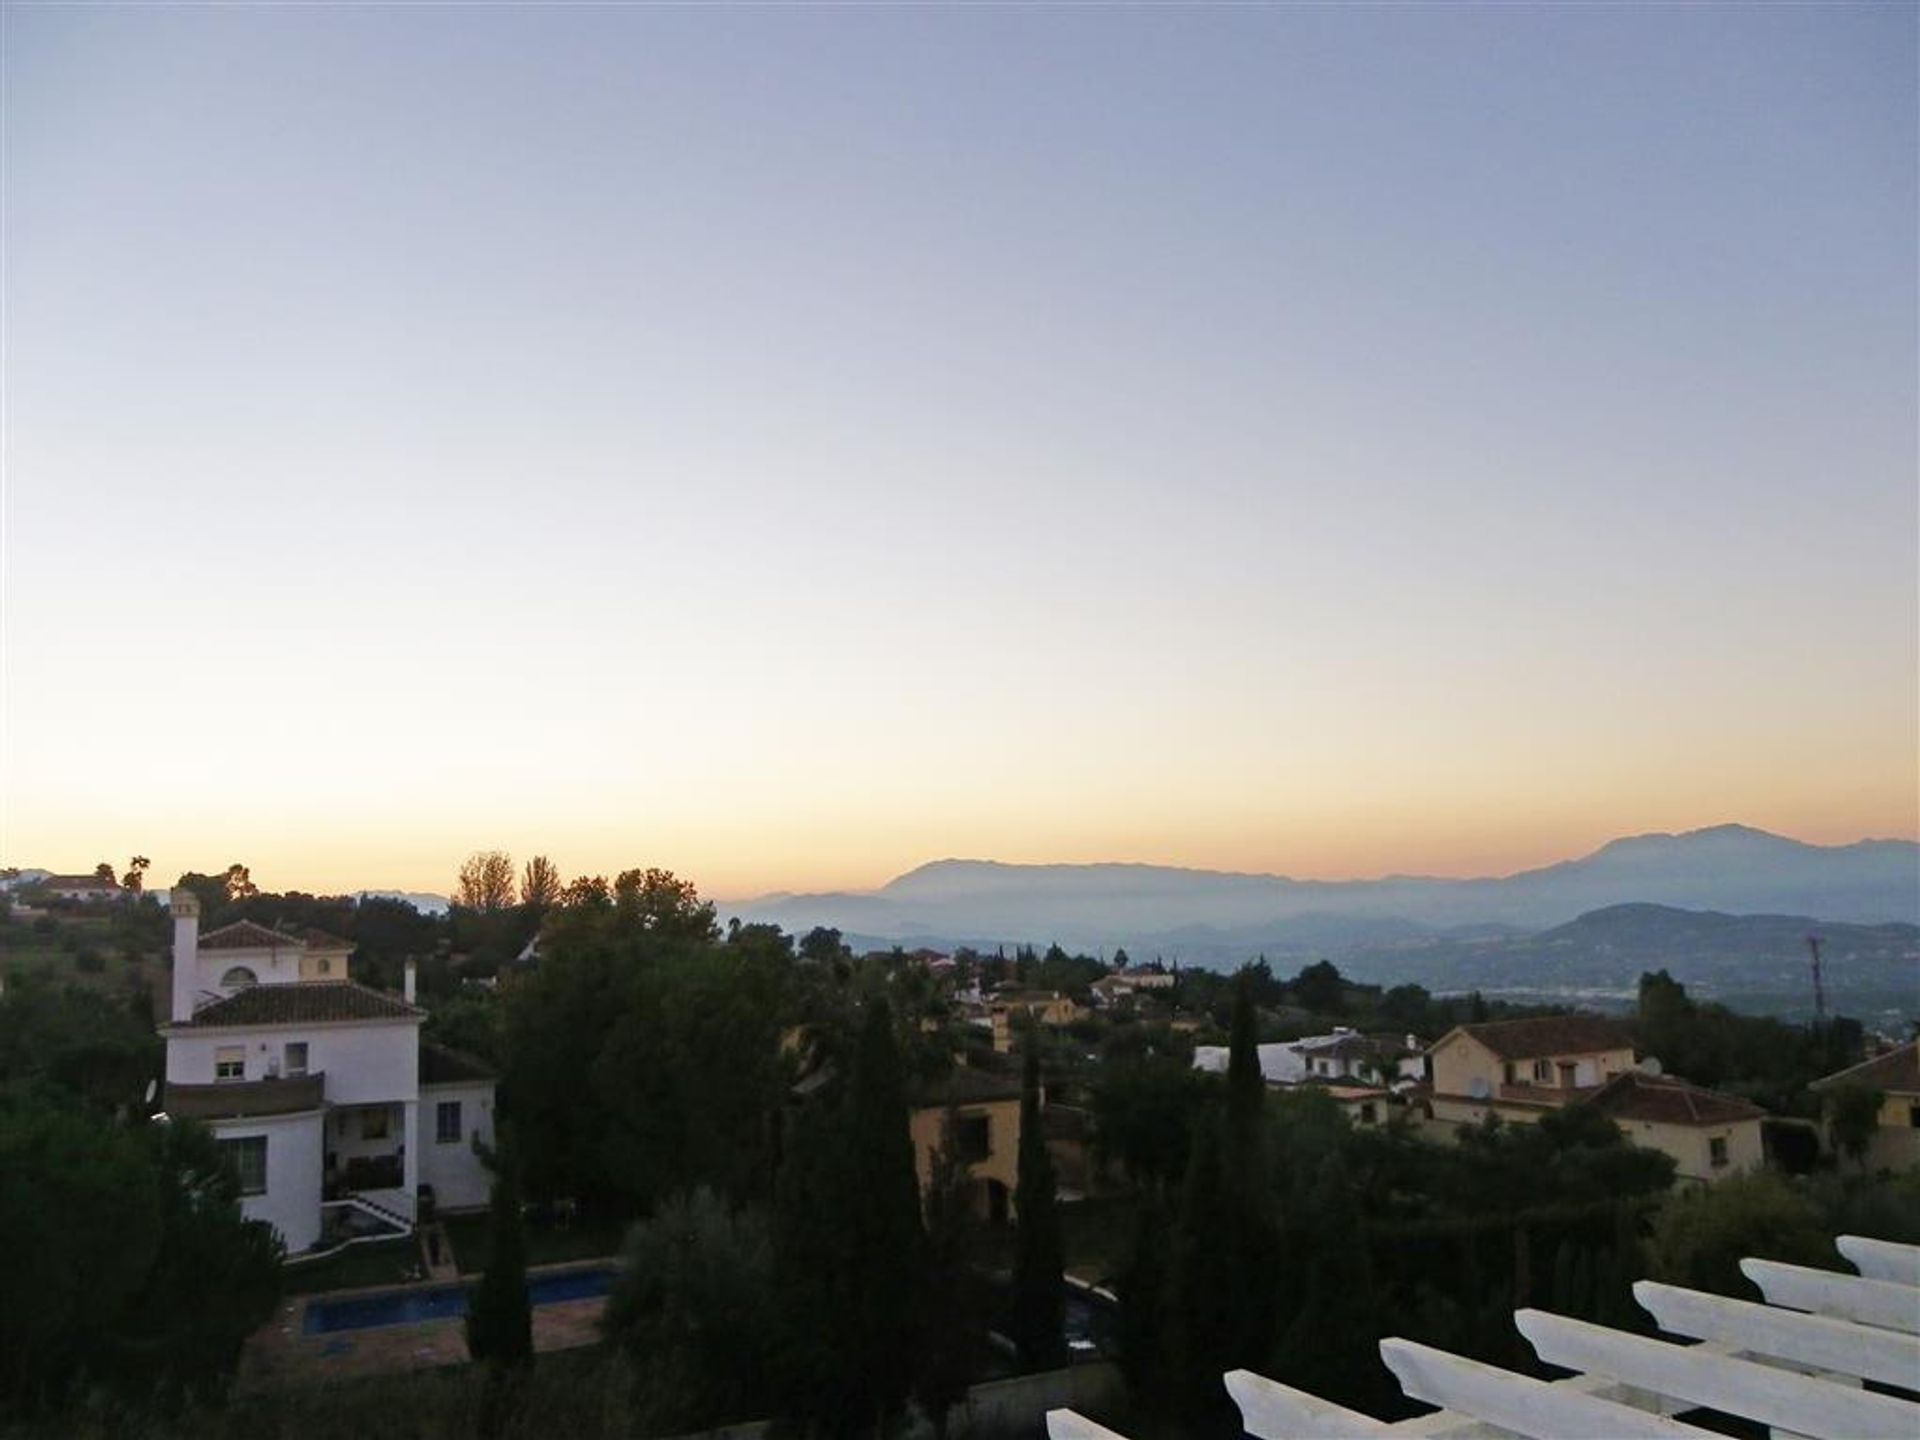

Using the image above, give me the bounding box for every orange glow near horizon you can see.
[6,6,1915,907]
[7,798,1915,905]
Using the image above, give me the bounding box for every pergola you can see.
[1049,1234,1920,1439]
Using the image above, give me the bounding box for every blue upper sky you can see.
[5,4,1915,895]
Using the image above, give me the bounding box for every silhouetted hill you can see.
[1334,903,1919,1025]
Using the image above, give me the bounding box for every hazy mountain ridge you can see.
[723,825,1920,952]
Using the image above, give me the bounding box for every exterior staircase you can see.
[344,1190,414,1235]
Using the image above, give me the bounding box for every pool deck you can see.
[236,1258,615,1392]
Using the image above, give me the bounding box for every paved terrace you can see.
[237,1259,612,1392]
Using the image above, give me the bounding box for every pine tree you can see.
[1010,1044,1067,1371]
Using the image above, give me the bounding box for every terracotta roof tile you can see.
[913,1065,1024,1107]
[197,920,305,952]
[297,927,355,952]
[1811,1041,1920,1096]
[1590,1071,1766,1127]
[1451,1015,1634,1061]
[173,981,420,1028]
[420,1040,497,1085]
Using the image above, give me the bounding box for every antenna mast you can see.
[1806,934,1827,1027]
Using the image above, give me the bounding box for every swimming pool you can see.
[303,1265,615,1334]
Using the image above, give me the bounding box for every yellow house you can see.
[990,990,1084,1028]
[909,1065,1026,1224]
[1588,1071,1766,1183]
[1811,1041,1920,1171]
[296,930,355,981]
[1427,1015,1637,1127]
[1320,1082,1392,1128]
[968,990,1086,1053]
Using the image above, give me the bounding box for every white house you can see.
[1194,1029,1422,1089]
[158,888,496,1255]
[41,873,128,903]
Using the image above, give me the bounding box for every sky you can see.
[3,3,1915,901]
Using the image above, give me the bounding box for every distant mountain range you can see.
[721,825,1920,957]
[357,890,452,917]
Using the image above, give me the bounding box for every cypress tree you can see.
[1115,1191,1171,1402]
[1270,1156,1384,1414]
[465,1136,532,1437]
[774,1000,924,1434]
[1168,1116,1234,1418]
[1010,1043,1067,1371]
[1225,968,1264,1149]
[917,1113,990,1440]
[465,1147,532,1371]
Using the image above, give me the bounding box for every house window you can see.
[1359,1103,1378,1125]
[1709,1136,1729,1168]
[436,1101,463,1144]
[1502,1062,1516,1085]
[220,966,257,988]
[284,1042,308,1078]
[1531,1059,1553,1083]
[219,1136,268,1195]
[316,958,331,976]
[1908,1105,1919,1130]
[215,1046,245,1082]
[362,1108,390,1141]
[956,1114,992,1163]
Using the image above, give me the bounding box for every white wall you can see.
[209,1109,326,1254]
[419,1081,498,1210]
[166,1019,419,1104]
[193,942,306,996]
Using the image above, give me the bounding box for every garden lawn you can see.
[443,1213,626,1274]
[282,1239,422,1295]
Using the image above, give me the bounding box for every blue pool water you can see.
[303,1266,615,1334]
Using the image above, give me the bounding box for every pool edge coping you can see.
[293,1254,622,1334]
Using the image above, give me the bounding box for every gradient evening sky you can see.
[3,3,1915,900]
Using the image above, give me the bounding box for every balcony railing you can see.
[164,1073,326,1120]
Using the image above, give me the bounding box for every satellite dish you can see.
[1468,1076,1491,1100]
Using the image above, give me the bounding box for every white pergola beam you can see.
[1740,1259,1920,1335]
[1634,1279,1920,1387]
[1837,1235,1920,1288]
[1515,1307,1919,1440]
[1378,1337,1717,1438]
[1225,1367,1395,1437]
[1045,1410,1129,1440]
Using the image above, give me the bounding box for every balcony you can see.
[164,1073,326,1121]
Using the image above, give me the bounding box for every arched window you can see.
[316,958,331,976]
[221,966,258,988]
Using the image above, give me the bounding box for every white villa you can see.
[159,887,496,1254]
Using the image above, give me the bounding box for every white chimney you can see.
[403,958,417,1005]
[170,887,201,1022]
